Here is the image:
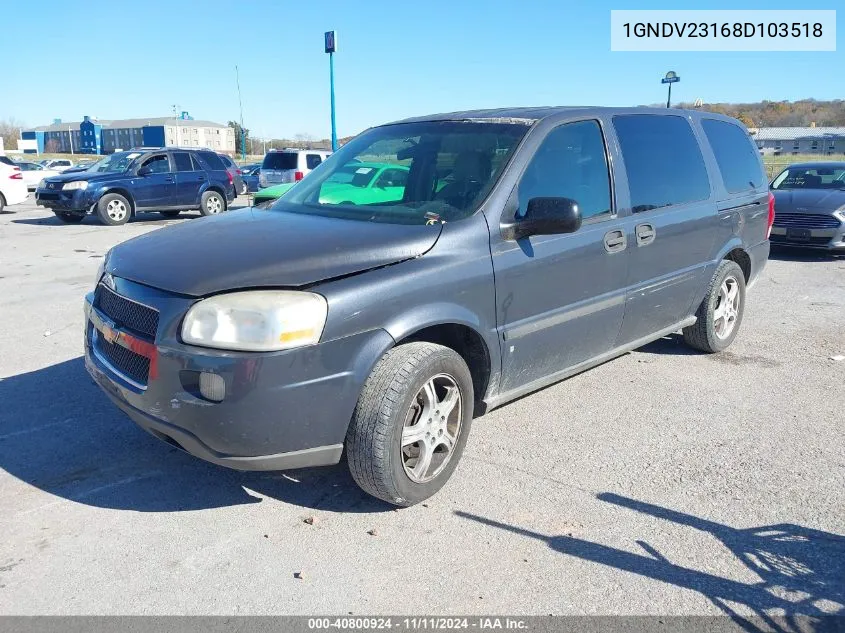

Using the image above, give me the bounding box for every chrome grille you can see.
[772,213,841,229]
[94,284,159,339]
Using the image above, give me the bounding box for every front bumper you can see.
[35,186,94,212]
[83,279,393,471]
[769,226,845,251]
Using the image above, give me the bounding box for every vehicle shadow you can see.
[635,333,702,356]
[456,494,845,630]
[0,357,390,514]
[11,213,200,227]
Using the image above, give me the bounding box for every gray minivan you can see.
[84,107,772,506]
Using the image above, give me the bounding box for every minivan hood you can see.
[107,207,442,296]
[772,188,845,211]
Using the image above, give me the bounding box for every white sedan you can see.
[0,162,28,212]
[15,162,60,190]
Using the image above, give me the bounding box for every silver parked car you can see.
[769,162,845,252]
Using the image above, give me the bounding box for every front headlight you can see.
[94,249,110,285]
[38,179,46,189]
[181,291,328,352]
[63,180,88,191]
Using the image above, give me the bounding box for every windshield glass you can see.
[87,152,143,174]
[771,165,845,190]
[272,121,528,224]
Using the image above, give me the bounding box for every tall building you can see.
[21,114,235,155]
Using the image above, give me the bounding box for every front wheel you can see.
[346,342,474,507]
[200,191,225,216]
[96,193,131,226]
[54,211,85,223]
[683,259,746,353]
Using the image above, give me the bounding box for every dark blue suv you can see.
[35,148,235,225]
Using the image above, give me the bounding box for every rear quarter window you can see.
[196,151,226,171]
[613,114,711,213]
[263,152,298,170]
[701,119,764,193]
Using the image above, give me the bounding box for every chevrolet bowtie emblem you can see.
[101,324,119,345]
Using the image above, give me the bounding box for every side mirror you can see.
[137,166,152,177]
[501,197,582,241]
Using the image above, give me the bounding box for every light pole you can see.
[325,31,338,151]
[662,71,680,108]
[235,65,246,159]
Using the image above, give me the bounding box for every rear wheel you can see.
[200,191,225,216]
[0,193,5,213]
[683,260,746,353]
[54,211,85,223]
[240,182,248,195]
[346,342,474,507]
[96,193,131,226]
[159,210,181,218]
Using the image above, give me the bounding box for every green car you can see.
[253,162,409,206]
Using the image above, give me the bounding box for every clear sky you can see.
[3,0,841,139]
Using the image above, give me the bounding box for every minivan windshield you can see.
[87,151,143,174]
[771,165,845,190]
[271,121,529,224]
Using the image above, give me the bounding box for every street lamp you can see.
[661,71,680,108]
[325,30,338,151]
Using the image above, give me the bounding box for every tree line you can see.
[673,99,845,128]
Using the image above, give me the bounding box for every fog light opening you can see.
[199,372,226,402]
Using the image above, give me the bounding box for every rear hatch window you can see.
[263,152,298,170]
[196,151,226,171]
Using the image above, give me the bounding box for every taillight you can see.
[227,171,233,184]
[294,171,304,182]
[10,171,22,180]
[766,192,775,239]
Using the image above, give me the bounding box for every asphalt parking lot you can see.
[0,195,843,617]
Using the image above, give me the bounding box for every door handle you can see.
[635,223,656,246]
[164,177,174,183]
[603,229,627,253]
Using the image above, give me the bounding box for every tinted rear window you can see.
[701,119,764,193]
[613,115,711,213]
[263,152,298,170]
[196,151,225,171]
[172,152,193,172]
[218,154,234,168]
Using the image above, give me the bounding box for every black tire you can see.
[200,190,226,216]
[96,193,131,226]
[159,210,181,218]
[346,342,474,507]
[0,193,6,213]
[240,182,248,195]
[683,260,746,353]
[54,211,85,223]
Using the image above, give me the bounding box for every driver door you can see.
[133,153,175,208]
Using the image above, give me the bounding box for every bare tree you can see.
[0,118,25,153]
